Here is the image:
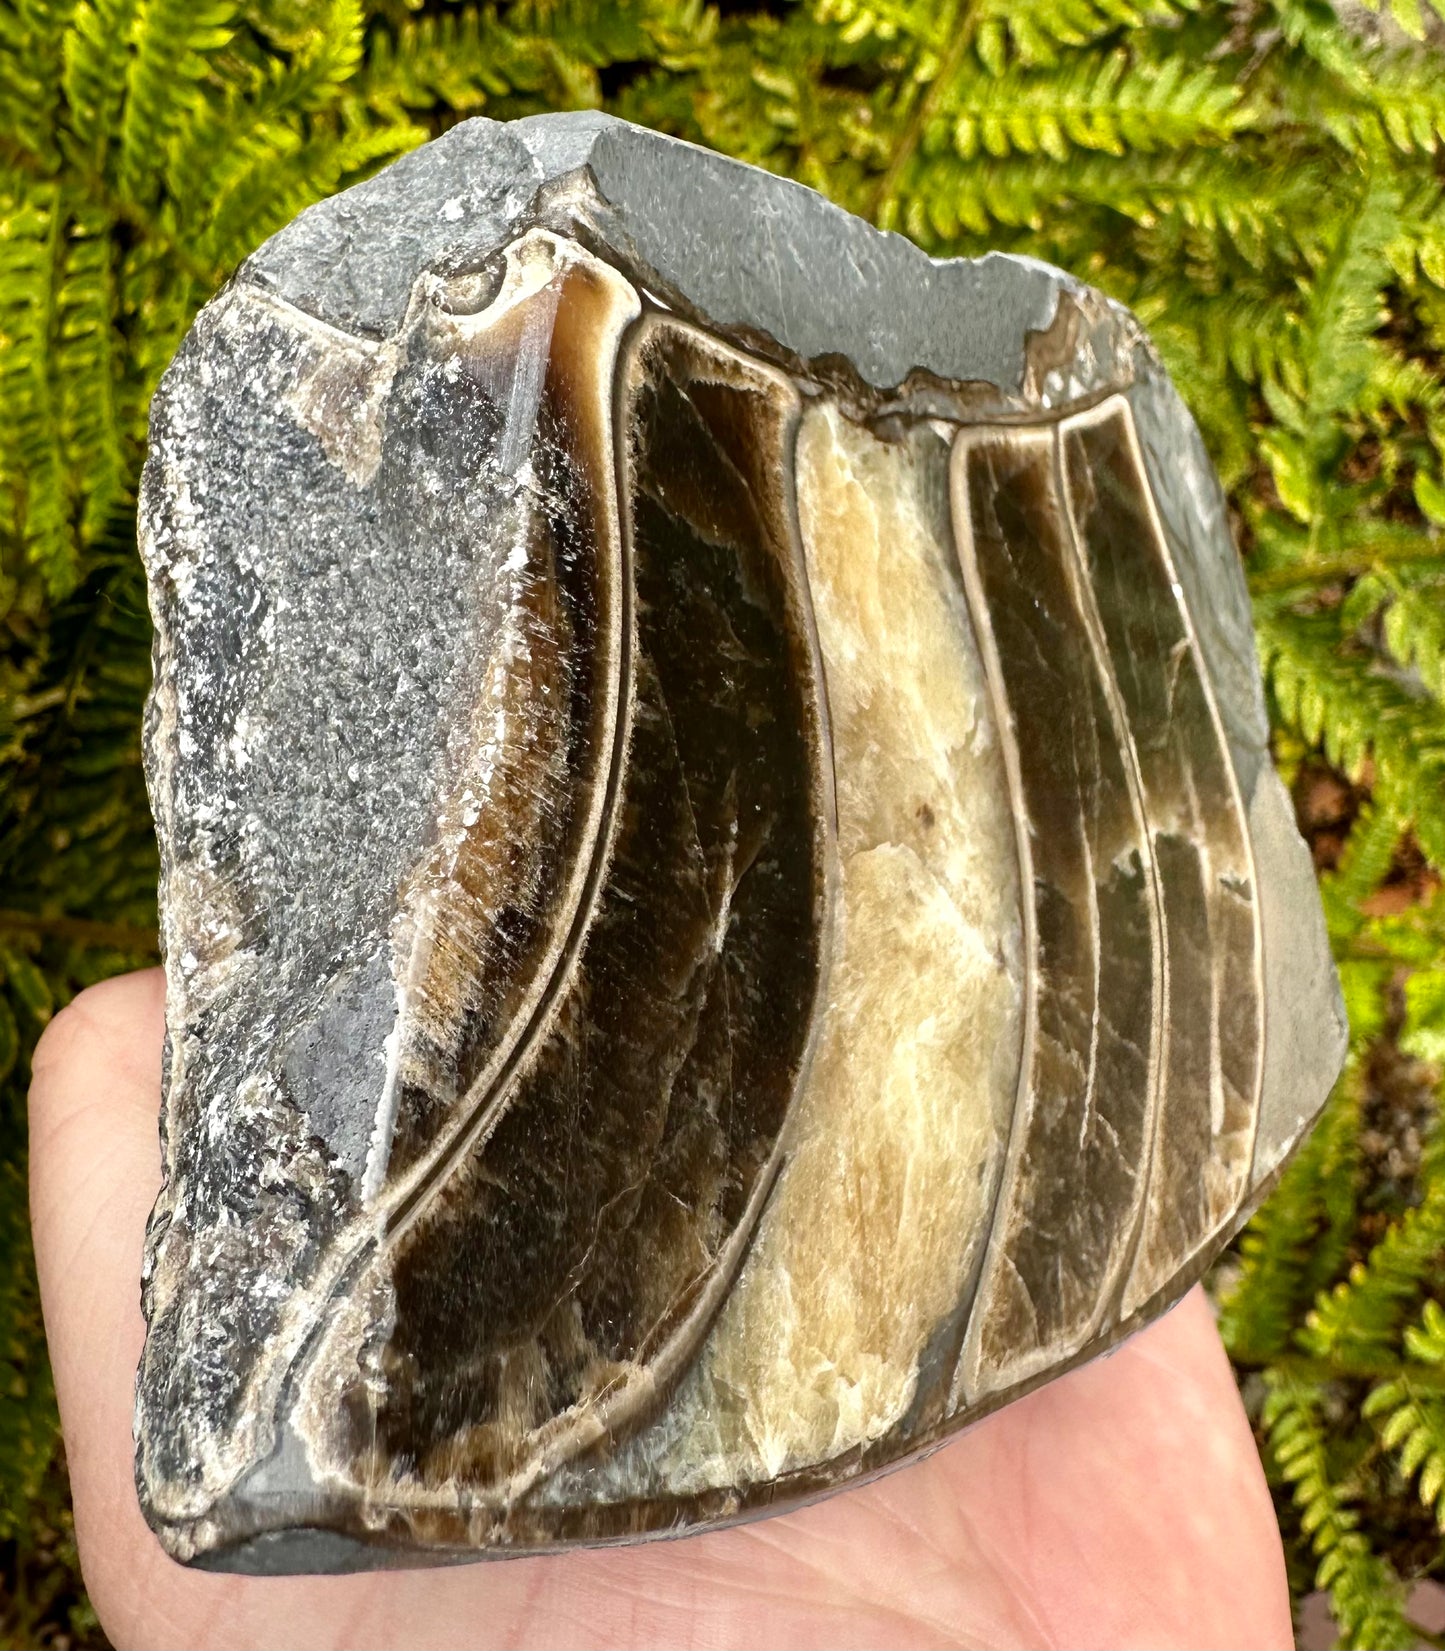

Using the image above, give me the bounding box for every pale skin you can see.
[29,970,1292,1651]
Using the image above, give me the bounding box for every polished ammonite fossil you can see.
[135,112,1346,1572]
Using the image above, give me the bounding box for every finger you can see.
[29,968,167,1561]
[29,969,183,1642]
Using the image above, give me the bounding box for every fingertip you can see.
[27,967,165,1340]
[28,968,166,1142]
[31,964,164,1068]
[26,969,170,1648]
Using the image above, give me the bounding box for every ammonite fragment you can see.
[135,113,1346,1571]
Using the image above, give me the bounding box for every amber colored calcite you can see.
[134,113,1346,1572]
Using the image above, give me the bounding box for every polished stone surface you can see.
[136,113,1346,1571]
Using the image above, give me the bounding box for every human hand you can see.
[30,970,1292,1650]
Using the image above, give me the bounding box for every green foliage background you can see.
[3,0,1445,1643]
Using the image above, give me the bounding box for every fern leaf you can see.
[0,185,76,592]
[56,207,126,541]
[1271,0,1445,155]
[0,947,51,1026]
[898,146,1323,251]
[117,0,236,203]
[164,0,365,216]
[1321,801,1403,933]
[1404,1299,1445,1363]
[972,0,1191,69]
[1401,968,1445,1065]
[1221,1065,1365,1362]
[1301,1173,1445,1365]
[1256,604,1445,868]
[356,8,517,121]
[811,0,950,53]
[946,52,1242,163]
[0,0,80,166]
[1259,173,1395,520]
[259,0,364,115]
[1362,1372,1445,1528]
[1377,572,1445,701]
[1264,1374,1415,1650]
[60,0,141,161]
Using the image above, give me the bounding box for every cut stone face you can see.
[136,113,1346,1572]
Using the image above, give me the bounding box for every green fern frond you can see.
[1221,1065,1366,1361]
[972,0,1191,71]
[55,208,125,541]
[1258,173,1395,516]
[1363,1370,1445,1527]
[1301,1170,1445,1365]
[810,0,947,52]
[1270,0,1445,155]
[1257,605,1445,865]
[898,146,1324,250]
[1250,514,1444,593]
[1343,51,1445,156]
[0,0,79,165]
[1264,1374,1415,1651]
[1376,572,1445,700]
[1324,802,1403,927]
[944,52,1242,163]
[1388,179,1445,288]
[0,187,74,592]
[1400,967,1445,1065]
[164,0,365,213]
[116,0,236,203]
[193,120,421,275]
[1357,351,1445,454]
[354,2,717,137]
[59,0,140,159]
[253,0,364,116]
[1354,0,1445,43]
[356,8,526,121]
[1405,1298,1445,1362]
